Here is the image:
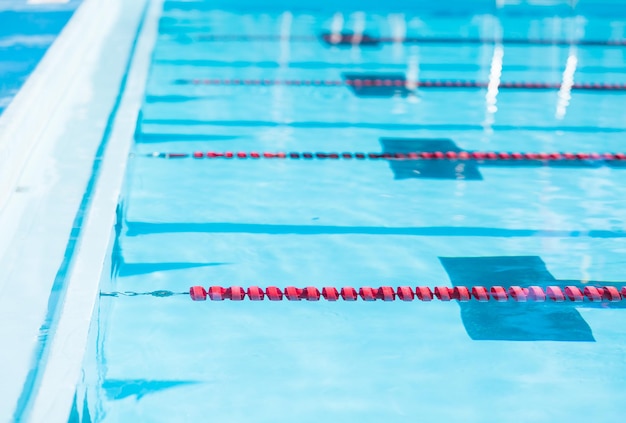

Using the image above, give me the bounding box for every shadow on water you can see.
[440,256,626,342]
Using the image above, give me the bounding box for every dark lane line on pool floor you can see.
[135,132,239,142]
[151,59,626,73]
[102,379,200,401]
[139,119,626,133]
[161,32,626,47]
[113,261,229,277]
[124,222,626,238]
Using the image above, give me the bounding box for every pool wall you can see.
[0,0,157,421]
[26,0,162,420]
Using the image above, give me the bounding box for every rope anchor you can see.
[100,290,187,298]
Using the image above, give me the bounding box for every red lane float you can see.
[175,78,626,91]
[453,286,471,301]
[508,286,527,301]
[340,287,358,301]
[150,151,626,162]
[491,286,508,302]
[189,285,625,302]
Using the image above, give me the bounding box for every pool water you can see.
[79,1,626,421]
[0,0,81,115]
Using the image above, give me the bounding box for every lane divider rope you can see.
[174,78,626,90]
[325,35,626,47]
[101,290,187,297]
[148,151,626,162]
[189,285,626,302]
[195,34,626,47]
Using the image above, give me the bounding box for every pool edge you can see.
[18,0,162,421]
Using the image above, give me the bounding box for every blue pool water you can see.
[77,1,626,421]
[0,0,81,115]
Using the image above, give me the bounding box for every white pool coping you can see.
[0,0,161,421]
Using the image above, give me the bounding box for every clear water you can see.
[0,0,80,115]
[84,1,626,421]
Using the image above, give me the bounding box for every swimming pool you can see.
[2,0,626,421]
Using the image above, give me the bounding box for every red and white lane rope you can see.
[189,285,626,302]
[174,78,626,91]
[148,151,626,161]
